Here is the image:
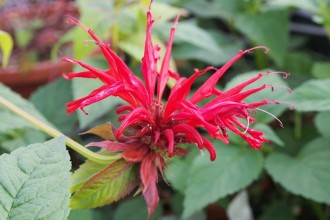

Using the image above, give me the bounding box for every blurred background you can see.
[0,0,330,219]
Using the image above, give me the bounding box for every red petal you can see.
[172,124,204,148]
[63,71,97,80]
[140,154,159,218]
[116,107,153,138]
[164,129,174,157]
[123,146,149,162]
[157,12,181,103]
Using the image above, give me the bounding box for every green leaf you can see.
[70,159,139,209]
[258,200,295,220]
[0,30,13,67]
[0,137,71,220]
[235,9,289,66]
[0,83,52,131]
[288,79,330,112]
[315,111,330,138]
[68,209,93,220]
[182,143,264,218]
[267,0,319,13]
[70,150,114,192]
[225,71,291,123]
[113,197,161,220]
[30,78,78,133]
[312,62,330,79]
[253,124,284,147]
[0,129,46,153]
[71,57,123,129]
[265,138,330,204]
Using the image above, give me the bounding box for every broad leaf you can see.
[315,111,330,138]
[266,138,330,204]
[182,143,264,218]
[288,79,330,111]
[70,159,139,209]
[113,197,161,220]
[0,137,71,220]
[30,78,78,133]
[225,71,291,123]
[0,30,13,67]
[235,9,289,66]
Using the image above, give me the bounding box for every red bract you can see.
[63,3,289,218]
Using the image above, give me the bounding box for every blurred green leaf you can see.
[288,79,330,111]
[70,159,138,209]
[113,197,161,220]
[30,78,78,134]
[71,57,123,129]
[182,143,264,218]
[1,129,46,153]
[235,9,289,66]
[68,209,93,220]
[312,62,330,79]
[258,200,294,220]
[266,138,330,205]
[225,70,291,123]
[0,30,13,67]
[0,137,71,220]
[267,0,319,13]
[0,83,52,130]
[253,124,284,146]
[315,111,330,138]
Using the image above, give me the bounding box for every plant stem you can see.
[0,96,121,164]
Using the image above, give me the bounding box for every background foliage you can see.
[0,0,330,219]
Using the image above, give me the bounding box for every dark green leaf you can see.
[266,138,330,204]
[0,137,71,220]
[258,200,295,220]
[70,159,138,209]
[113,197,161,220]
[68,209,93,220]
[30,78,78,133]
[182,143,264,218]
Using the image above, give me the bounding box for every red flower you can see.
[63,3,289,217]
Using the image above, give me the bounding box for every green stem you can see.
[0,96,121,164]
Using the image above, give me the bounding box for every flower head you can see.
[63,3,290,217]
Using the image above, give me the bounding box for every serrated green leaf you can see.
[182,143,264,218]
[0,137,71,220]
[70,159,138,209]
[235,9,289,66]
[265,138,330,204]
[0,30,13,67]
[288,79,330,112]
[30,78,78,133]
[71,57,124,129]
[225,71,291,123]
[113,197,161,220]
[70,150,115,193]
[315,111,330,138]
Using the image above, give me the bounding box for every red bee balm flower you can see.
[63,3,289,218]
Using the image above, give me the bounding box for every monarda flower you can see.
[63,2,289,218]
